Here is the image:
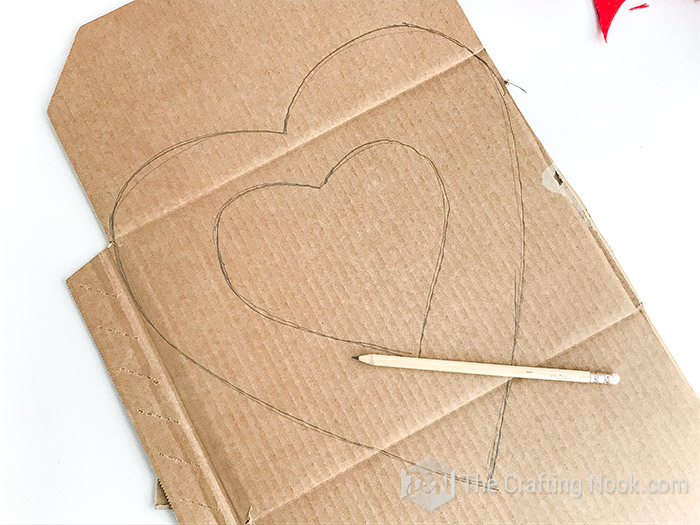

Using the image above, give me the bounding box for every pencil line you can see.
[485,80,526,480]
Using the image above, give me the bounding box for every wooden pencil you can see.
[352,354,620,384]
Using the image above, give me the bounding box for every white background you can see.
[1,1,698,523]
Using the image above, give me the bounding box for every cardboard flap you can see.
[49,0,481,236]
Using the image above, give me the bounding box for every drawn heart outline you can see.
[213,139,449,357]
[105,24,521,487]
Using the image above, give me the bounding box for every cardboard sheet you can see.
[50,0,700,522]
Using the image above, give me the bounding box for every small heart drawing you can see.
[214,139,449,357]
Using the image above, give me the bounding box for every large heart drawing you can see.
[213,139,449,357]
[107,24,520,485]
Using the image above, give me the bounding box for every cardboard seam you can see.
[256,304,644,521]
[66,276,202,519]
[111,48,485,241]
[68,288,208,522]
[100,250,240,523]
[77,251,242,524]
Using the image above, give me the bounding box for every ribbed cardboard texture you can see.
[50,1,700,523]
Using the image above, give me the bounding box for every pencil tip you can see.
[351,356,359,360]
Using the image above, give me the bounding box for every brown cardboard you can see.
[50,1,700,523]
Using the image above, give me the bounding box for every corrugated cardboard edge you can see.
[155,480,171,510]
[67,249,242,524]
